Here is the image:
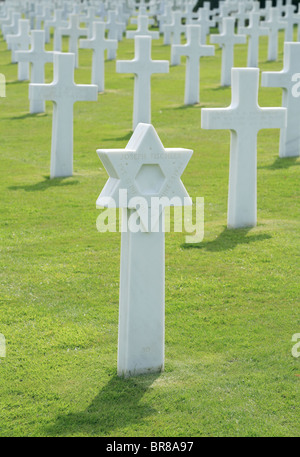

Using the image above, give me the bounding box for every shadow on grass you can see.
[182,227,271,252]
[259,156,300,170]
[8,176,79,192]
[45,373,160,436]
[101,131,133,142]
[211,85,231,91]
[164,104,200,111]
[7,112,49,120]
[5,79,25,84]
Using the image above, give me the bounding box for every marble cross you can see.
[126,15,159,40]
[193,7,216,44]
[15,30,54,113]
[44,9,69,51]
[282,4,297,42]
[210,17,246,86]
[3,11,21,42]
[261,42,300,158]
[261,7,286,62]
[80,6,98,38]
[239,12,269,67]
[234,1,250,29]
[96,123,193,377]
[29,52,98,178]
[157,3,172,35]
[79,21,117,92]
[172,25,214,104]
[116,36,169,130]
[106,10,126,42]
[163,11,186,64]
[59,14,88,68]
[6,18,30,69]
[201,68,286,229]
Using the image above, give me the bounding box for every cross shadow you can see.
[211,85,231,91]
[6,112,49,120]
[8,176,79,192]
[164,104,200,111]
[182,227,271,252]
[44,373,160,436]
[259,156,300,170]
[101,131,133,142]
[5,79,25,84]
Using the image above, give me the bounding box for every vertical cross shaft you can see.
[116,36,169,130]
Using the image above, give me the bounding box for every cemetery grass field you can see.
[0,27,299,437]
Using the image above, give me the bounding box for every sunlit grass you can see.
[0,24,299,437]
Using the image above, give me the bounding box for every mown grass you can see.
[0,23,299,437]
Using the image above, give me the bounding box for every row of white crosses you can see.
[95,65,286,376]
[1,0,298,378]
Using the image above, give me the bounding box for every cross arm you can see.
[210,34,224,46]
[105,38,118,52]
[151,60,169,74]
[29,82,59,102]
[15,49,31,62]
[116,60,139,74]
[261,70,290,89]
[257,107,286,131]
[201,107,236,130]
[74,84,98,102]
[79,37,95,49]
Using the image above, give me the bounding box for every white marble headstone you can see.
[116,36,169,130]
[201,68,286,229]
[29,52,98,178]
[172,25,214,104]
[96,123,193,377]
[261,42,300,158]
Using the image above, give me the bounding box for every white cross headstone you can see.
[80,6,98,38]
[126,15,159,40]
[36,5,52,40]
[172,25,214,104]
[0,8,13,33]
[239,12,269,67]
[6,18,31,70]
[234,1,250,29]
[210,17,246,86]
[3,11,21,44]
[15,30,54,113]
[193,7,216,43]
[201,68,286,229]
[59,14,88,68]
[131,6,154,26]
[157,3,172,35]
[116,36,169,130]
[163,11,186,63]
[261,42,300,158]
[79,21,117,92]
[29,52,98,179]
[282,4,297,42]
[44,9,69,51]
[261,7,286,61]
[106,10,126,43]
[96,123,193,377]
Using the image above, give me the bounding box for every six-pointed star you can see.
[96,123,193,209]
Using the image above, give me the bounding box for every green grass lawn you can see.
[0,25,299,437]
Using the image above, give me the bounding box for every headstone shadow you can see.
[101,131,133,142]
[44,373,159,436]
[259,156,300,170]
[6,112,48,120]
[182,227,271,252]
[8,176,79,192]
